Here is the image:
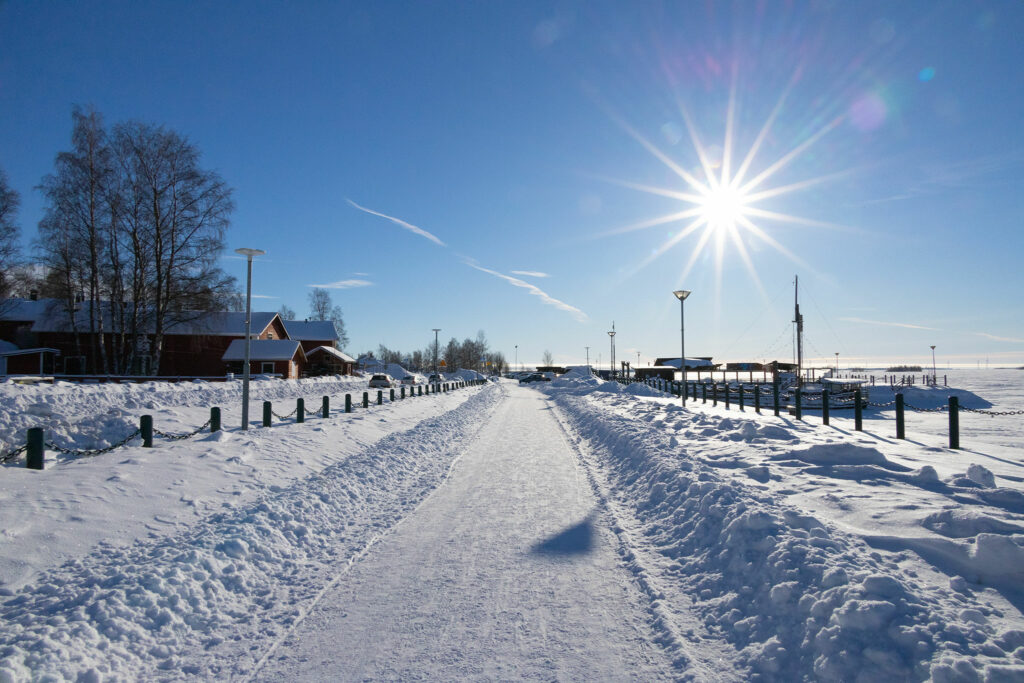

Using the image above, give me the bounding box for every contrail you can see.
[347,199,445,246]
[467,263,588,323]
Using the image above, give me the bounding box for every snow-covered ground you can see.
[0,369,1022,680]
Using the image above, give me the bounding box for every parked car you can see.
[427,373,443,384]
[519,373,550,384]
[368,374,394,388]
[400,375,417,385]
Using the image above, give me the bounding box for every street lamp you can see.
[930,345,937,386]
[636,351,641,378]
[515,345,518,373]
[673,290,691,405]
[235,247,265,429]
[608,322,616,379]
[835,352,839,377]
[585,346,589,370]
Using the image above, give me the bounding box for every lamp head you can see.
[235,247,265,259]
[673,290,691,301]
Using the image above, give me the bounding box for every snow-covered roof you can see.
[0,340,18,353]
[282,320,338,341]
[221,339,304,362]
[661,358,716,369]
[307,346,356,363]
[0,298,282,337]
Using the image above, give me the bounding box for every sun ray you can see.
[608,111,711,194]
[586,174,705,204]
[731,67,802,189]
[725,223,768,300]
[736,215,815,274]
[721,64,739,188]
[738,115,844,195]
[628,216,708,275]
[741,207,854,232]
[742,169,854,203]
[674,95,721,191]
[594,208,704,238]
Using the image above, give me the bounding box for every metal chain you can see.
[903,403,948,413]
[868,400,898,408]
[1,443,28,465]
[45,429,142,457]
[271,407,297,419]
[153,419,213,441]
[961,407,1024,416]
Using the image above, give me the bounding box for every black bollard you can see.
[211,406,221,432]
[896,394,905,439]
[141,414,153,447]
[322,396,329,419]
[755,386,761,414]
[401,387,405,399]
[297,398,305,423]
[949,396,959,449]
[26,427,44,470]
[363,392,369,409]
[263,401,272,427]
[702,384,707,404]
[854,388,863,431]
[377,390,383,405]
[738,386,745,412]
[795,389,802,421]
[822,390,830,426]
[390,388,395,402]
[725,384,730,410]
[773,381,780,417]
[345,394,352,413]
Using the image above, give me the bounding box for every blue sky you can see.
[2,1,1022,369]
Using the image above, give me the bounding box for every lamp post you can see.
[673,290,691,405]
[835,352,839,377]
[235,247,265,429]
[930,345,937,385]
[433,328,441,378]
[608,322,616,379]
[585,346,589,370]
[636,351,641,379]
[515,345,518,373]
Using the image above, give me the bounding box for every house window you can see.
[267,331,274,340]
[261,362,275,374]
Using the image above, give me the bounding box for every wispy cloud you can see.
[347,199,445,246]
[466,262,588,322]
[975,332,1024,343]
[840,317,938,331]
[250,294,278,299]
[307,279,373,289]
[510,270,550,278]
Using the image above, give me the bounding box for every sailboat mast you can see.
[794,275,804,386]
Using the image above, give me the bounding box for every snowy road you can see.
[256,384,674,681]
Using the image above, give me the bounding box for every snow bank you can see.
[549,388,1024,681]
[0,386,501,680]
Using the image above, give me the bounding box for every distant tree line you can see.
[364,330,507,374]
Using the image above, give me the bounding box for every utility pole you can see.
[793,275,804,386]
[432,328,441,377]
[585,346,590,369]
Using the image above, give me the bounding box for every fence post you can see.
[702,384,707,404]
[363,392,369,409]
[27,427,44,470]
[345,394,352,413]
[419,386,423,396]
[738,386,745,412]
[822,389,830,426]
[795,389,802,421]
[854,388,863,431]
[263,401,272,427]
[712,383,718,407]
[896,394,905,439]
[773,381,780,417]
[725,384,730,410]
[141,414,153,447]
[211,406,221,432]
[390,388,395,402]
[322,396,329,418]
[755,386,761,414]
[949,396,960,449]
[401,387,406,399]
[377,390,383,405]
[297,398,305,423]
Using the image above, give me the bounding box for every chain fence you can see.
[3,379,485,468]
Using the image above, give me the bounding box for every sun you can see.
[698,184,749,235]
[597,75,847,296]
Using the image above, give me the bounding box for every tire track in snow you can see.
[547,396,744,682]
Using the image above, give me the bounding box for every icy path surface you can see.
[256,384,675,681]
